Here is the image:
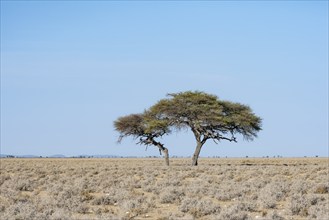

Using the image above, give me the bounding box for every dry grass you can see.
[0,158,328,219]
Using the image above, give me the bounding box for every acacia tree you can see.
[150,91,262,166]
[114,112,171,166]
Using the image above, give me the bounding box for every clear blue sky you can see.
[1,1,328,157]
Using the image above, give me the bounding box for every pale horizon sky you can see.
[1,1,328,157]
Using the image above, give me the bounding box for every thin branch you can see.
[218,136,237,142]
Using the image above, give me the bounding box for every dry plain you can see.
[0,158,328,220]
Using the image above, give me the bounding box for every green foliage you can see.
[114,114,145,141]
[114,91,262,165]
[150,91,262,142]
[114,113,170,144]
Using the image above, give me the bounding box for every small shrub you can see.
[214,185,243,201]
[159,187,185,204]
[290,181,309,195]
[266,210,285,220]
[215,189,233,201]
[314,185,329,194]
[179,198,221,217]
[0,174,11,186]
[217,203,250,220]
[15,179,35,192]
[307,199,329,219]
[79,190,94,202]
[76,204,89,214]
[290,194,310,216]
[258,181,289,209]
[92,195,117,205]
[119,196,150,217]
[257,187,273,208]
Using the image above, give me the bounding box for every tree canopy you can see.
[114,112,171,165]
[114,91,262,166]
[150,91,262,165]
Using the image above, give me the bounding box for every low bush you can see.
[217,203,250,220]
[179,198,221,217]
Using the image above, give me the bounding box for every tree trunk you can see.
[163,148,169,166]
[153,141,170,166]
[191,141,203,166]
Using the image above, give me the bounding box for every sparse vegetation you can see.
[0,158,328,219]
